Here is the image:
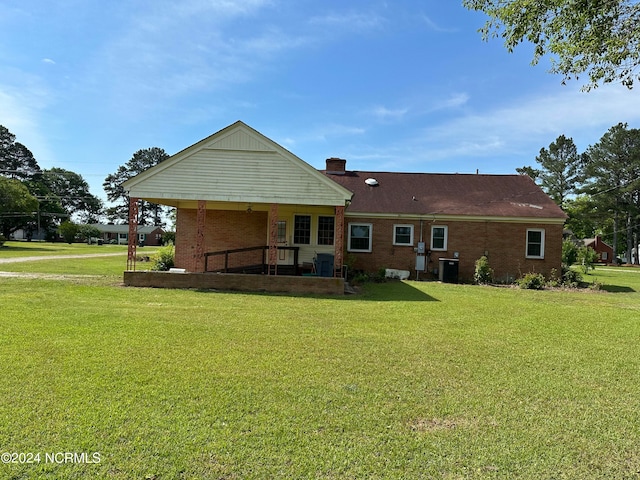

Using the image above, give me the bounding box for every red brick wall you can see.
[143,228,164,247]
[175,208,268,272]
[345,218,564,283]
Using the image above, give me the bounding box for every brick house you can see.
[122,121,566,285]
[89,224,164,247]
[324,161,566,282]
[583,235,614,264]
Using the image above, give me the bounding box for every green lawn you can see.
[1,255,639,478]
[0,240,130,258]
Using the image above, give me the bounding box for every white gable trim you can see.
[123,121,352,206]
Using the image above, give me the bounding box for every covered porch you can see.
[120,121,353,294]
[125,199,346,276]
[123,199,348,294]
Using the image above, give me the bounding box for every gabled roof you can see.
[123,121,352,207]
[324,171,567,221]
[584,236,613,249]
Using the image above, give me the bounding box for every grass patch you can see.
[0,240,130,258]
[580,265,640,292]
[0,255,145,278]
[1,259,640,478]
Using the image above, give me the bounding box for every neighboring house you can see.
[122,121,566,283]
[583,235,614,264]
[90,224,164,247]
[11,229,49,241]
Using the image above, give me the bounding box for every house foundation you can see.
[123,271,345,295]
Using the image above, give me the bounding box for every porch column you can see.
[334,205,345,277]
[126,197,139,271]
[268,203,278,275]
[195,200,206,272]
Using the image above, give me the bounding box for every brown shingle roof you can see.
[324,171,567,219]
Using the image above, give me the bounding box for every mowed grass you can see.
[1,254,640,478]
[0,240,130,258]
[0,255,153,278]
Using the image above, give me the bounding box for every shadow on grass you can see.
[0,246,56,253]
[346,280,438,302]
[193,280,438,302]
[600,284,636,293]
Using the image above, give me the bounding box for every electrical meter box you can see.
[417,242,426,254]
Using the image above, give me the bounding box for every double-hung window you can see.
[317,216,335,246]
[393,225,413,246]
[293,215,311,245]
[348,223,372,252]
[526,229,545,259]
[430,226,448,251]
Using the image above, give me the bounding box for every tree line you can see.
[0,125,102,240]
[518,123,640,263]
[1,124,170,242]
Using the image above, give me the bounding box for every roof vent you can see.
[364,178,379,186]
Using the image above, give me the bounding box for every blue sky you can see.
[2,0,640,203]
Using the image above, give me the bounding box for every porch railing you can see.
[204,246,299,274]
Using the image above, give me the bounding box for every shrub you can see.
[45,230,58,242]
[562,240,578,267]
[577,246,598,273]
[162,231,176,245]
[516,272,546,290]
[0,234,6,247]
[151,243,175,271]
[79,225,102,243]
[474,256,493,284]
[562,268,582,288]
[350,272,369,286]
[58,221,80,244]
[547,268,561,288]
[374,267,387,283]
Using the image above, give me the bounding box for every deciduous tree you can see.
[0,176,38,238]
[42,168,103,223]
[463,0,640,90]
[58,220,79,244]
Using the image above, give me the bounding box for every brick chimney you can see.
[326,157,346,174]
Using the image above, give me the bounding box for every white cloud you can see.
[308,11,384,32]
[42,58,56,65]
[91,0,313,114]
[421,85,640,159]
[419,14,457,33]
[370,105,409,121]
[433,93,469,111]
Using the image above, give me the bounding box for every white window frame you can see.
[348,223,373,253]
[430,225,448,251]
[526,228,545,259]
[393,224,414,246]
